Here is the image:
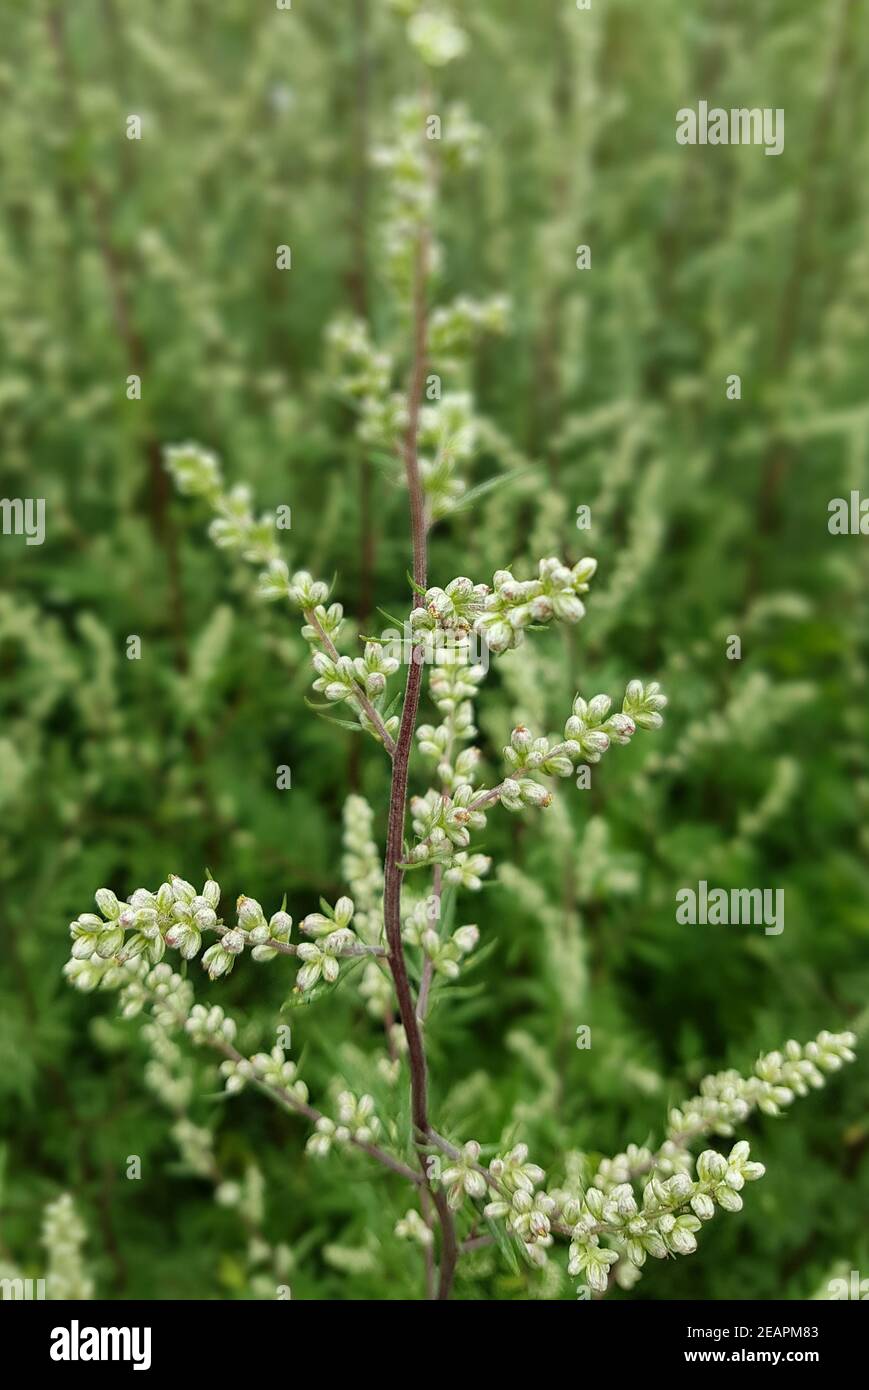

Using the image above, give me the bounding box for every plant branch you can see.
[208,1033,422,1186]
[304,606,396,755]
[212,923,387,959]
[381,198,458,1299]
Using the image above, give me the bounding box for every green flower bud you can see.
[95,889,120,921]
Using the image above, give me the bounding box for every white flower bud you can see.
[552,593,585,623]
[170,876,197,904]
[95,889,120,920]
[690,1193,715,1221]
[333,897,355,928]
[453,925,479,954]
[96,926,124,959]
[519,779,552,808]
[669,1227,697,1255]
[587,694,612,723]
[715,1186,743,1213]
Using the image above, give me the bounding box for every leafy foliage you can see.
[1,0,867,1301]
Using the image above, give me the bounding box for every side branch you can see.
[304,606,397,756]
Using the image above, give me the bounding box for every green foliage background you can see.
[1,0,867,1300]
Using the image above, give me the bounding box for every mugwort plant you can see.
[62,7,857,1300]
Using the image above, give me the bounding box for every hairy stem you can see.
[381,215,459,1298]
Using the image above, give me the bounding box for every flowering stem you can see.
[212,923,387,959]
[381,209,458,1299]
[402,227,432,590]
[207,1031,422,1186]
[468,784,505,813]
[303,606,396,755]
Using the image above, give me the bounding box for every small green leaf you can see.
[449,468,529,514]
[377,605,405,627]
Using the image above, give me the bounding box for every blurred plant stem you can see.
[45,3,189,675]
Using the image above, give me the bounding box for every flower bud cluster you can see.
[185,1002,237,1047]
[67,876,224,978]
[497,777,553,812]
[208,484,279,565]
[429,649,485,716]
[118,961,193,1026]
[165,445,278,565]
[171,1118,215,1180]
[417,393,478,520]
[410,576,490,643]
[164,442,222,504]
[407,10,468,68]
[297,896,360,992]
[42,1194,93,1301]
[256,561,329,607]
[307,1091,380,1157]
[312,640,399,702]
[258,569,399,747]
[441,1141,488,1208]
[403,902,479,979]
[668,1030,858,1141]
[568,1140,766,1292]
[428,295,509,364]
[395,1208,434,1248]
[483,1145,553,1258]
[325,316,392,401]
[562,681,667,765]
[69,885,160,966]
[220,1038,309,1107]
[416,651,485,789]
[184,886,292,980]
[342,795,384,943]
[416,728,481,792]
[622,679,668,731]
[408,785,488,866]
[503,725,577,780]
[476,557,598,655]
[372,97,438,293]
[359,959,393,1018]
[142,1019,194,1113]
[444,850,492,891]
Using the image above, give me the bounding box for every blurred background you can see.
[0,0,867,1299]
